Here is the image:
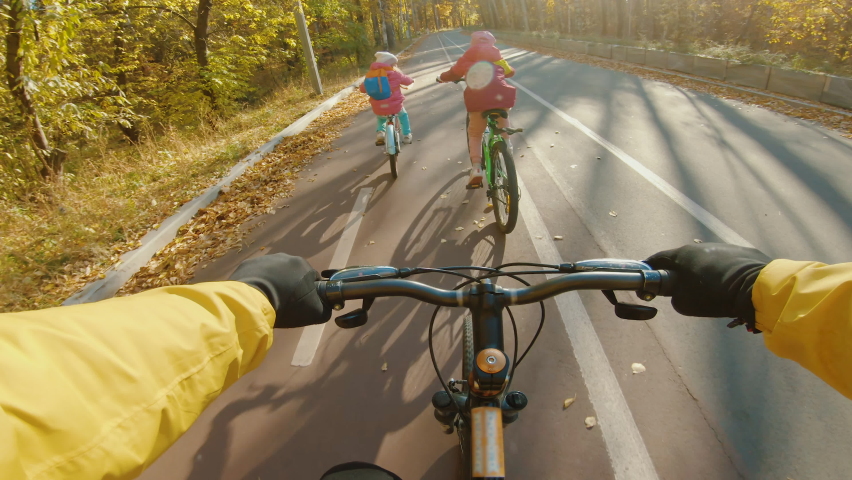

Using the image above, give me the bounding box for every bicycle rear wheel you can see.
[386,122,398,179]
[490,141,520,234]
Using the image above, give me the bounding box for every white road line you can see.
[439,32,753,248]
[517,177,660,480]
[291,187,373,367]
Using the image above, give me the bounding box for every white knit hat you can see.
[374,51,398,65]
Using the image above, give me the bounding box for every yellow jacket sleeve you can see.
[0,281,275,480]
[754,259,852,399]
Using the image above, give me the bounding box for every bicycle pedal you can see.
[375,141,385,146]
[466,183,483,190]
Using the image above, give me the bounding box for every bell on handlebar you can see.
[602,290,657,321]
[334,298,374,329]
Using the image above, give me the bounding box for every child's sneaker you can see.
[375,131,385,146]
[402,134,413,144]
[466,165,484,189]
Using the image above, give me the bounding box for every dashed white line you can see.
[291,187,373,367]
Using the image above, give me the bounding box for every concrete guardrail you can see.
[493,30,852,111]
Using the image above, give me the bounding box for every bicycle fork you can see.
[431,280,529,478]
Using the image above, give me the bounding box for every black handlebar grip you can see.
[656,270,678,297]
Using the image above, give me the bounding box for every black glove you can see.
[229,253,331,328]
[645,243,772,332]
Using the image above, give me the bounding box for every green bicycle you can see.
[469,108,523,234]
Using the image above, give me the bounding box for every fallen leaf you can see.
[487,202,493,208]
[473,220,479,225]
[555,131,560,134]
[550,144,555,147]
[327,157,332,159]
[608,211,617,217]
[520,154,525,157]
[221,186,231,194]
[693,239,703,243]
[307,178,316,182]
[440,239,447,243]
[152,223,160,229]
[477,222,484,228]
[570,165,577,168]
[381,362,388,372]
[527,146,532,148]
[553,235,564,240]
[585,416,597,429]
[368,240,376,245]
[462,200,469,204]
[440,194,448,199]
[259,246,266,251]
[563,395,576,409]
[631,363,646,374]
[596,156,602,160]
[457,161,463,164]
[536,235,543,239]
[422,166,427,170]
[365,174,371,178]
[352,168,357,172]
[455,226,465,231]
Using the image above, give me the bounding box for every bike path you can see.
[139,31,850,480]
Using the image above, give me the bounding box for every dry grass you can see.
[0,76,360,312]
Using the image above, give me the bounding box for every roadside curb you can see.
[64,40,420,305]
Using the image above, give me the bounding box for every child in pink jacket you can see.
[359,52,414,145]
[438,31,516,187]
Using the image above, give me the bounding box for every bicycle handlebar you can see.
[316,263,676,310]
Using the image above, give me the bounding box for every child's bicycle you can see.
[374,84,411,179]
[377,112,402,179]
[471,109,523,234]
[437,77,523,234]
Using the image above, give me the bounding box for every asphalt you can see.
[138,31,852,480]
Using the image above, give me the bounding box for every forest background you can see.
[1,0,849,312]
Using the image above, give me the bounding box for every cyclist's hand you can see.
[645,243,771,326]
[229,253,331,328]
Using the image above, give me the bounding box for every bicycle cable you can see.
[427,269,545,411]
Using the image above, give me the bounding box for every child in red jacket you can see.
[359,52,414,145]
[438,31,516,188]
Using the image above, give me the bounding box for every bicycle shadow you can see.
[164,173,512,480]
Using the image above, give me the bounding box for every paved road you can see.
[139,31,852,480]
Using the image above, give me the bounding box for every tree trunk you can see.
[433,1,441,30]
[195,0,217,111]
[500,0,512,29]
[520,0,530,31]
[4,0,65,179]
[599,0,608,36]
[372,11,382,45]
[113,22,141,143]
[735,3,757,46]
[615,0,626,38]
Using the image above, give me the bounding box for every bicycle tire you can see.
[458,313,474,479]
[386,122,398,179]
[490,141,520,233]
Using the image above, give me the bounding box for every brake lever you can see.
[335,297,375,329]
[602,290,657,321]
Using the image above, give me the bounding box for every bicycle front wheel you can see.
[490,141,519,234]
